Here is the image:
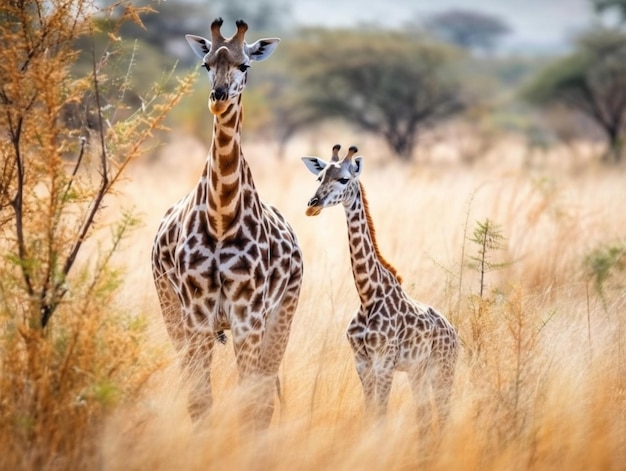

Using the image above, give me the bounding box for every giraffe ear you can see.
[352,156,364,177]
[301,157,327,176]
[186,34,211,59]
[246,38,280,62]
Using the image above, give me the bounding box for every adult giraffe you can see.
[152,18,303,428]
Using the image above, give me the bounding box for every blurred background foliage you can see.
[81,0,626,164]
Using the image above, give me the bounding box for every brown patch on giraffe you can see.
[166,224,178,246]
[187,250,208,270]
[220,152,239,176]
[187,235,198,250]
[201,264,220,289]
[196,216,217,250]
[221,103,234,117]
[232,304,247,322]
[354,247,365,260]
[220,180,239,207]
[217,131,232,149]
[195,185,206,206]
[243,214,260,238]
[204,297,216,312]
[220,212,236,232]
[247,244,259,259]
[267,270,282,295]
[250,292,263,313]
[233,280,254,301]
[192,304,206,324]
[280,240,292,254]
[230,255,253,276]
[224,108,238,129]
[186,275,204,298]
[248,332,261,345]
[210,167,220,189]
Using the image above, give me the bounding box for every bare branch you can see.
[8,115,34,298]
[43,45,109,328]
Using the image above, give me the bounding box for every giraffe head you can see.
[185,18,280,115]
[302,145,364,216]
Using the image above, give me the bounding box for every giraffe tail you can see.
[216,330,227,345]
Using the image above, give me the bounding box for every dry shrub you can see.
[0,1,191,469]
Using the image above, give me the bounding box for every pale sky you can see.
[290,0,596,53]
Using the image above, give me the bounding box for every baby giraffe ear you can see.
[301,157,327,176]
[352,156,364,177]
[246,38,280,62]
[185,34,211,59]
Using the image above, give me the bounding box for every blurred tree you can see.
[99,0,216,64]
[422,9,511,53]
[98,0,291,62]
[523,28,626,164]
[284,29,465,160]
[593,0,626,22]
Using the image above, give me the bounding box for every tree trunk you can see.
[386,129,416,161]
[604,127,623,164]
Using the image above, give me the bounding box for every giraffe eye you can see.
[238,64,250,72]
[338,178,350,185]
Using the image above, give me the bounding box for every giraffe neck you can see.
[344,182,402,306]
[201,95,260,239]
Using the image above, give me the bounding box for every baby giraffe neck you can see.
[344,182,402,305]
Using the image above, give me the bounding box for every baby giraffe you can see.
[302,145,458,424]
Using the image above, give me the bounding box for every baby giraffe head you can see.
[302,144,363,216]
[185,18,280,115]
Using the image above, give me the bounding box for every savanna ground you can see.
[88,129,625,471]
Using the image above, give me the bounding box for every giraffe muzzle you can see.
[208,87,231,115]
[306,197,322,216]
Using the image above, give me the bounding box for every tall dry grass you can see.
[91,135,626,471]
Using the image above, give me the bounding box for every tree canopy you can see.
[523,28,626,163]
[593,0,626,22]
[285,30,465,160]
[422,9,511,53]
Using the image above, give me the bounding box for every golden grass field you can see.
[83,132,626,470]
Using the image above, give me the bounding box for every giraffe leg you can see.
[408,361,429,410]
[372,356,395,416]
[430,346,457,426]
[354,355,375,412]
[408,361,434,444]
[231,317,272,429]
[183,332,215,422]
[347,323,376,413]
[259,270,302,407]
[154,274,186,350]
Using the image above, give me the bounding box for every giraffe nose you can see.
[211,86,228,101]
[307,197,319,207]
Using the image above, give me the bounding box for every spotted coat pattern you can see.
[302,145,457,419]
[152,19,303,427]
